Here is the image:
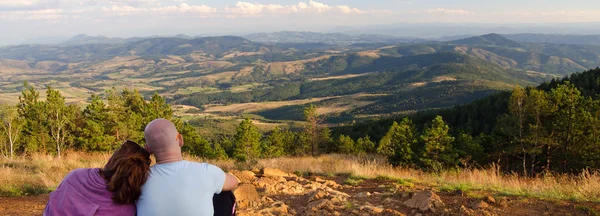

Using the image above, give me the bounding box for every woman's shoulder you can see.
[67,168,97,177]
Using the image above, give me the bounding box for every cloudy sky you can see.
[1,0,600,45]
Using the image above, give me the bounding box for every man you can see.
[137,118,239,216]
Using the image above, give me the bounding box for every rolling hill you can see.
[0,33,598,124]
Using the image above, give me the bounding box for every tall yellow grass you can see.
[1,153,599,202]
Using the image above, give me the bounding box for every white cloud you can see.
[102,2,215,15]
[0,9,65,20]
[223,1,366,17]
[337,5,362,14]
[0,0,41,7]
[427,8,474,15]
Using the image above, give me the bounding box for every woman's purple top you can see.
[43,168,136,216]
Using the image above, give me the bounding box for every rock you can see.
[254,177,280,189]
[322,180,342,189]
[402,190,445,213]
[382,209,406,216]
[309,190,329,202]
[384,198,394,203]
[259,201,289,215]
[485,196,496,204]
[460,205,475,215]
[415,213,422,216]
[356,192,371,198]
[276,181,305,195]
[315,177,325,182]
[262,168,293,177]
[231,170,256,183]
[308,199,331,211]
[472,201,490,209]
[359,205,384,214]
[305,182,325,190]
[326,188,351,198]
[233,184,261,209]
[261,196,275,203]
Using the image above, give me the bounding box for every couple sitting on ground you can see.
[43,118,239,216]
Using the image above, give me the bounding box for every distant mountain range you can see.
[10,31,600,48]
[503,33,600,45]
[243,31,427,45]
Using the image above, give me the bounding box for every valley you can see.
[0,33,594,128]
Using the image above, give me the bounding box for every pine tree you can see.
[524,89,552,174]
[336,135,355,154]
[78,95,116,151]
[233,118,262,162]
[262,127,286,158]
[179,122,216,159]
[145,92,173,122]
[17,83,49,153]
[550,83,586,171]
[377,118,417,166]
[420,116,456,170]
[356,136,375,154]
[303,105,322,156]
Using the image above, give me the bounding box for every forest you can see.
[2,68,600,176]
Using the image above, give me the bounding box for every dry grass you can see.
[309,73,372,81]
[258,154,600,202]
[1,153,599,202]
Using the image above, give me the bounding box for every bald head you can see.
[144,118,183,163]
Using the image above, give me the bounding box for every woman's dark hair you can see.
[100,140,151,204]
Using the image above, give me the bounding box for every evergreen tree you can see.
[262,127,286,158]
[17,83,49,153]
[377,118,417,166]
[303,105,323,156]
[78,95,116,151]
[233,118,262,162]
[420,116,456,170]
[524,88,552,174]
[336,135,355,154]
[212,143,229,160]
[356,136,375,154]
[145,92,173,122]
[180,123,215,159]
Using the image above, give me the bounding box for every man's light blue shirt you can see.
[136,160,226,216]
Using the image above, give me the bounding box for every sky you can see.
[1,0,600,45]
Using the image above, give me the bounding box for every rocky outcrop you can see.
[233,184,261,209]
[402,190,445,213]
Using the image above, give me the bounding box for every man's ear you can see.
[145,144,153,154]
[177,133,184,147]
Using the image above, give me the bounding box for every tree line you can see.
[3,68,600,175]
[337,68,600,174]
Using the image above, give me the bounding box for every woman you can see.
[44,140,151,216]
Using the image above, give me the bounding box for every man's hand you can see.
[222,173,239,191]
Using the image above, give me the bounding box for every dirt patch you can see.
[0,194,48,216]
[432,76,457,82]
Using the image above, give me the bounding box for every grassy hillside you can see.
[0,34,598,125]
